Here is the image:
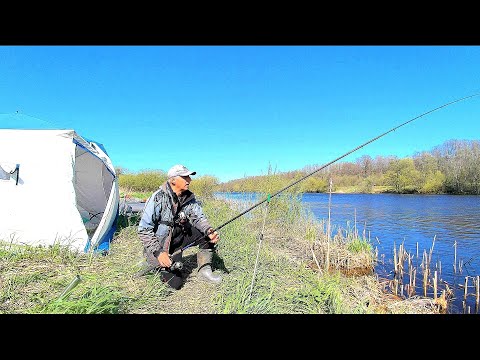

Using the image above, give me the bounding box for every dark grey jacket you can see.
[137,181,211,265]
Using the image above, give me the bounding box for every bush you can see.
[190,175,220,199]
[119,170,167,192]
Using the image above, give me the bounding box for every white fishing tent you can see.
[0,128,119,253]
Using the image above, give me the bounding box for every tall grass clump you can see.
[0,231,173,314]
[240,170,306,229]
[310,224,376,277]
[31,285,128,314]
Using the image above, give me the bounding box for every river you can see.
[216,192,480,314]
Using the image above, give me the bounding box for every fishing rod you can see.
[212,92,480,232]
[139,92,480,276]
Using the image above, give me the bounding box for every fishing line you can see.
[212,91,480,232]
[1,112,67,129]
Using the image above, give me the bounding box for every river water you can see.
[216,192,480,314]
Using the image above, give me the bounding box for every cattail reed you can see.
[464,276,469,301]
[476,276,480,313]
[326,239,330,272]
[393,243,397,276]
[412,268,416,295]
[428,235,436,265]
[423,264,428,297]
[454,240,457,273]
[475,275,480,304]
[409,261,414,291]
[354,208,357,239]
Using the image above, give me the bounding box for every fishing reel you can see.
[169,260,184,271]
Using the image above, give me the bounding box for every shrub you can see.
[119,170,167,192]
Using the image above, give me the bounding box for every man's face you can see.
[177,175,191,192]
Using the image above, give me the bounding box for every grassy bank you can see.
[0,190,443,314]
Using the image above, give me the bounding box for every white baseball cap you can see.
[167,164,197,178]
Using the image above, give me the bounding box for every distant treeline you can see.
[217,139,480,195]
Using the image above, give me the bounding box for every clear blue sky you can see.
[1,46,480,182]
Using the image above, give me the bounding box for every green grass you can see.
[1,179,442,314]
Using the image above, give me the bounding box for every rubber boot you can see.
[197,248,222,284]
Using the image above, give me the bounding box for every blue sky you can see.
[1,46,480,182]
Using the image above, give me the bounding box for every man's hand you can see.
[157,251,172,268]
[207,228,220,244]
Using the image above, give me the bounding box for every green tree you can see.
[385,158,420,193]
[299,176,328,193]
[420,170,446,194]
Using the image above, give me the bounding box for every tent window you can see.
[0,163,20,184]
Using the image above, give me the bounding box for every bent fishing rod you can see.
[140,92,480,275]
[212,91,480,232]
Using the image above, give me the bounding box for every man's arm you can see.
[138,193,175,268]
[187,200,211,235]
[187,200,219,243]
[137,196,162,257]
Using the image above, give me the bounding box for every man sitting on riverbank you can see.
[137,164,222,289]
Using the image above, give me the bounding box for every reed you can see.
[454,240,457,273]
[476,276,480,313]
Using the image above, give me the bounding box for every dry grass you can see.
[244,211,442,314]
